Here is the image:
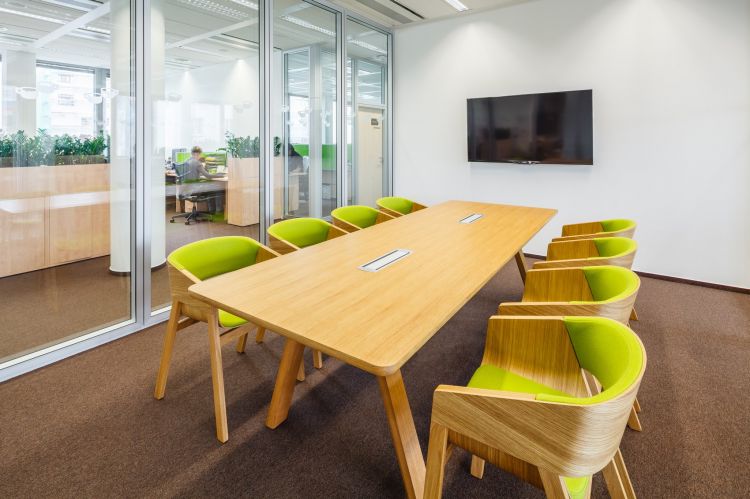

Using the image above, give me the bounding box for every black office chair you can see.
[170,162,220,225]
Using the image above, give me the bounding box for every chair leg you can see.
[297,356,305,382]
[424,422,450,499]
[470,455,486,479]
[538,468,572,499]
[206,308,229,443]
[633,397,642,413]
[602,448,636,499]
[630,307,639,321]
[627,406,643,431]
[255,327,266,343]
[236,330,249,354]
[154,300,181,400]
[514,251,528,283]
[312,349,323,369]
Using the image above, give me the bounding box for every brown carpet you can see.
[1,260,748,498]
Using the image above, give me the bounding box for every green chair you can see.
[154,236,279,443]
[375,196,426,217]
[267,217,347,255]
[424,316,646,499]
[266,218,348,371]
[534,237,637,270]
[331,205,395,232]
[554,218,637,242]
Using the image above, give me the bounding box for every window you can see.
[58,94,75,106]
[59,74,72,83]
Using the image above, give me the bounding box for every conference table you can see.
[189,200,556,498]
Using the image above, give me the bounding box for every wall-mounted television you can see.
[467,90,593,165]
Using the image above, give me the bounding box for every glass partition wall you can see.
[0,0,392,380]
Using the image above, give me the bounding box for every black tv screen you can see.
[467,90,593,165]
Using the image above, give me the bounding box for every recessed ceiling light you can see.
[174,57,191,63]
[443,0,469,12]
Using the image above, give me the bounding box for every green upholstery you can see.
[468,364,570,397]
[592,237,637,258]
[377,196,414,215]
[564,476,591,499]
[576,266,640,304]
[600,218,636,233]
[331,205,381,229]
[537,317,643,405]
[268,218,334,248]
[167,236,260,280]
[168,236,265,328]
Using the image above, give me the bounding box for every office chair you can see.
[266,218,348,372]
[424,316,646,499]
[375,196,427,217]
[154,236,279,443]
[331,205,395,232]
[554,218,637,242]
[170,162,219,225]
[496,265,644,432]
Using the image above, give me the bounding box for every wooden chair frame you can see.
[533,239,637,270]
[553,220,637,242]
[424,316,645,499]
[332,209,395,232]
[497,267,643,431]
[377,200,427,218]
[154,244,279,443]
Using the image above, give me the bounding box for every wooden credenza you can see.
[0,164,110,278]
[226,157,299,226]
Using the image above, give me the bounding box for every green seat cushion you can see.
[564,476,591,499]
[592,237,637,258]
[218,309,247,328]
[377,196,414,215]
[468,364,570,398]
[573,266,639,304]
[268,218,332,248]
[600,219,636,233]
[167,236,260,280]
[332,205,380,229]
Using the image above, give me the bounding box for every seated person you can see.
[176,146,225,213]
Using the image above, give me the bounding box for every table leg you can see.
[378,370,426,499]
[266,338,305,429]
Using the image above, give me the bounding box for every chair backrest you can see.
[536,317,645,405]
[600,218,636,234]
[376,196,415,215]
[331,205,380,229]
[167,236,261,281]
[577,266,640,303]
[267,218,333,248]
[593,237,637,258]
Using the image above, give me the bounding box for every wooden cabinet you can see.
[0,164,110,277]
[226,157,300,227]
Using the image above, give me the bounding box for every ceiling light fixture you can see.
[349,39,387,55]
[176,0,248,20]
[228,0,258,10]
[280,16,335,37]
[443,0,469,12]
[101,88,119,99]
[0,7,65,24]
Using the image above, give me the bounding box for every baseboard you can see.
[522,253,750,295]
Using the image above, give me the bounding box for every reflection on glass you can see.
[346,19,388,207]
[275,0,338,219]
[0,0,133,363]
[150,0,261,310]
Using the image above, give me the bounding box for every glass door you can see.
[274,0,338,220]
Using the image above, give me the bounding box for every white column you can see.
[1,50,37,134]
[108,0,132,273]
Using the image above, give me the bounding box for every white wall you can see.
[394,0,750,288]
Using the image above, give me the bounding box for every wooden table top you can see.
[190,201,556,376]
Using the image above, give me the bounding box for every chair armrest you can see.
[375,210,396,224]
[498,302,603,317]
[561,220,603,237]
[327,225,349,240]
[411,202,428,212]
[522,268,592,302]
[378,206,403,218]
[546,239,600,261]
[268,234,300,255]
[431,385,614,477]
[256,245,281,263]
[332,217,359,232]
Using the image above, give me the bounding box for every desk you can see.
[189,200,556,498]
